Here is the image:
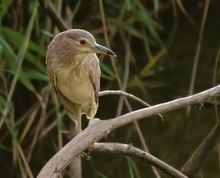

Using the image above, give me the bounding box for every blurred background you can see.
[0,0,220,177]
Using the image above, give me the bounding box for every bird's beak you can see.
[93,43,116,57]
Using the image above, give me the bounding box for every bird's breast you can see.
[55,54,100,111]
[57,67,93,103]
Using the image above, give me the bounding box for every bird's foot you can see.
[78,143,96,160]
[79,151,91,160]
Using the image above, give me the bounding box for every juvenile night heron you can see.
[46,29,116,133]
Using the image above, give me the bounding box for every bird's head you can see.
[64,29,116,57]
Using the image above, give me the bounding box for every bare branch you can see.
[39,0,69,31]
[181,123,220,177]
[37,85,220,178]
[100,90,163,177]
[93,142,188,178]
[99,90,151,106]
[99,90,163,120]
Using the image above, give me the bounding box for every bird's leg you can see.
[85,101,97,158]
[88,100,97,124]
[76,105,90,158]
[76,104,82,133]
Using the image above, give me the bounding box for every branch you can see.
[39,0,68,31]
[37,85,220,178]
[93,142,188,178]
[99,90,150,106]
[99,90,163,119]
[181,123,220,177]
[99,90,163,177]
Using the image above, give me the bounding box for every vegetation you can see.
[0,0,219,177]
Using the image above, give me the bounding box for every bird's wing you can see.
[52,75,78,120]
[46,42,78,121]
[89,59,101,104]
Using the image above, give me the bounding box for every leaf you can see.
[0,95,9,108]
[1,27,46,57]
[136,3,164,46]
[0,35,17,61]
[118,22,143,38]
[95,171,108,178]
[154,0,159,17]
[6,3,38,103]
[0,0,13,22]
[16,70,48,92]
[25,51,47,73]
[136,3,162,30]
[140,48,167,77]
[17,70,36,92]
[19,105,40,143]
[100,62,115,78]
[23,70,48,81]
[125,0,132,10]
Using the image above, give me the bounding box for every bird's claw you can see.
[78,143,96,160]
[80,151,91,160]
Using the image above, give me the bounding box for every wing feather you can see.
[52,75,78,120]
[89,59,101,105]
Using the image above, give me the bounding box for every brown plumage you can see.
[46,29,116,133]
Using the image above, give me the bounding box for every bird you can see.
[46,29,116,133]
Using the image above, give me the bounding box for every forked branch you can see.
[37,85,220,178]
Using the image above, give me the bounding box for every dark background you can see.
[0,0,220,177]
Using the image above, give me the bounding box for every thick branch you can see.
[93,142,188,178]
[37,85,220,178]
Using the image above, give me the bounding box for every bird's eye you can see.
[79,39,86,45]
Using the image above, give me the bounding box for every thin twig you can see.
[93,142,188,178]
[98,0,123,88]
[98,4,162,175]
[39,0,69,31]
[17,144,34,178]
[182,51,220,176]
[99,90,151,106]
[116,30,131,116]
[181,123,220,177]
[99,90,163,120]
[187,0,210,116]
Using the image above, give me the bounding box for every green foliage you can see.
[0,0,220,177]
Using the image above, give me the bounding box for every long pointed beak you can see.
[93,43,116,57]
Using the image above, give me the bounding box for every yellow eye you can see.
[79,39,86,45]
